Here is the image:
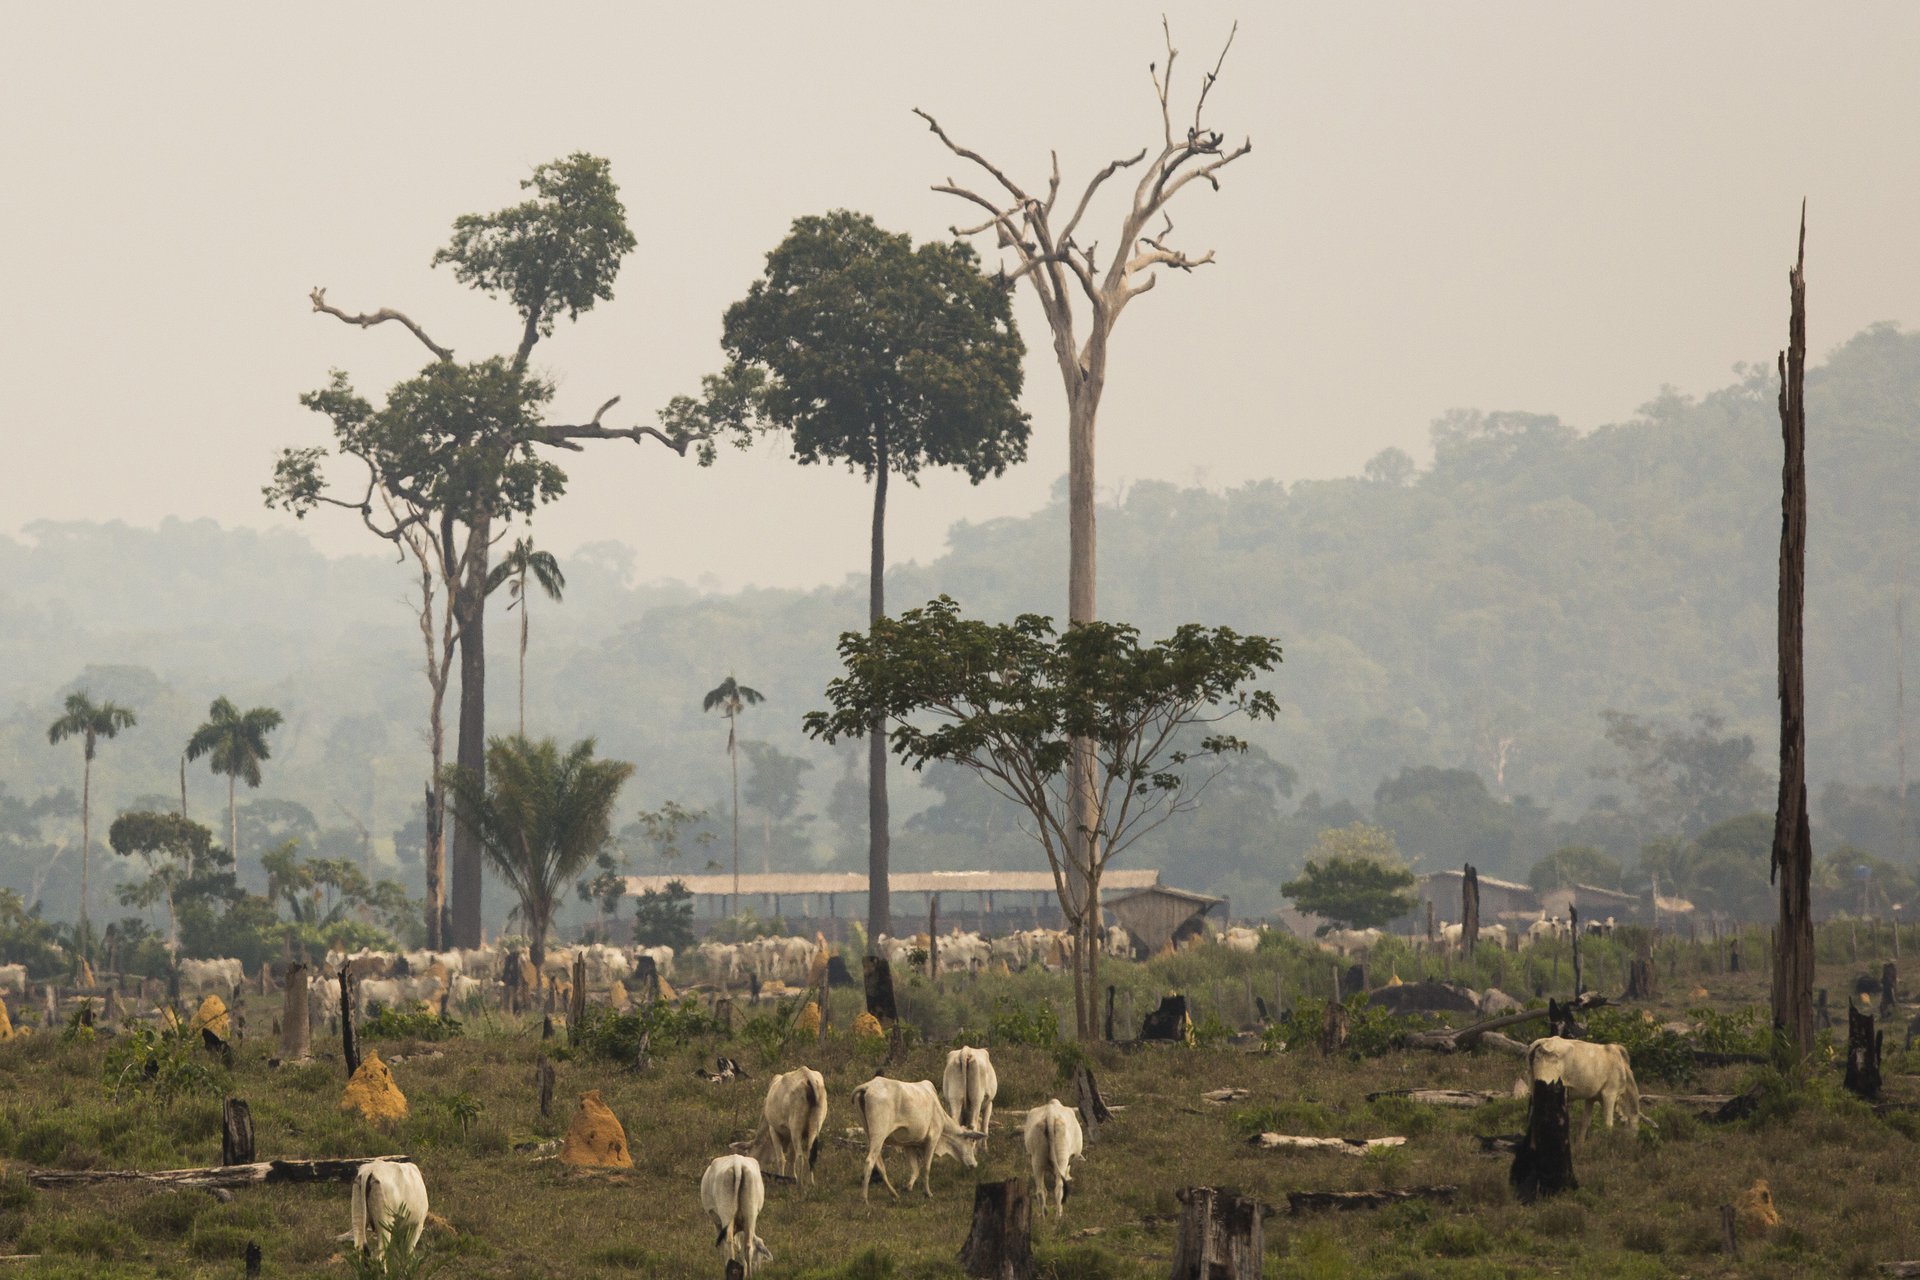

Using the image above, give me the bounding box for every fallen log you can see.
[1248,1134,1405,1155]
[19,1155,412,1190]
[1171,1187,1270,1279]
[1287,1186,1457,1214]
[1879,1263,1920,1278]
[1403,1007,1546,1054]
[1366,1089,1509,1108]
[1641,1093,1736,1110]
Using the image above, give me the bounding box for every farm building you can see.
[1394,868,1540,933]
[621,868,1167,940]
[1103,883,1227,956]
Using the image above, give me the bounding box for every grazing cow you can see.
[0,963,26,995]
[1318,927,1382,957]
[942,1047,998,1150]
[1104,924,1134,959]
[1022,1099,1085,1218]
[351,1159,429,1262]
[1523,915,1570,947]
[850,1077,984,1201]
[180,957,245,992]
[1221,926,1261,954]
[1525,1036,1648,1135]
[760,1067,828,1188]
[701,1154,773,1277]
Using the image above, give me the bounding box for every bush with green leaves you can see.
[988,994,1058,1047]
[1584,1006,1694,1084]
[362,1006,463,1042]
[1276,995,1411,1057]
[570,997,719,1063]
[102,1023,225,1103]
[1688,1004,1770,1058]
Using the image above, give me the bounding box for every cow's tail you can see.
[356,1169,386,1255]
[962,1055,984,1127]
[715,1160,742,1255]
[806,1077,824,1169]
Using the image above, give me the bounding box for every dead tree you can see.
[1510,1080,1577,1203]
[567,954,587,1044]
[24,1155,413,1190]
[1462,864,1481,958]
[1073,1064,1112,1141]
[338,966,360,1078]
[1170,1186,1268,1279]
[862,955,899,1026]
[221,1099,255,1166]
[917,22,1250,1039]
[957,1178,1035,1280]
[1771,205,1816,1057]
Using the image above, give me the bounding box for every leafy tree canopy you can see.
[1528,844,1625,894]
[1281,823,1416,931]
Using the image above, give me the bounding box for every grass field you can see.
[1,925,1916,1278]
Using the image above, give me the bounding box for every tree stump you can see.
[957,1177,1035,1280]
[1320,998,1349,1056]
[1141,995,1191,1043]
[338,966,360,1079]
[1547,998,1578,1039]
[1510,1080,1577,1203]
[1104,985,1116,1043]
[221,1098,255,1166]
[1462,863,1481,959]
[632,954,660,1004]
[1845,1004,1883,1101]
[537,1056,556,1118]
[1342,964,1367,1000]
[281,963,311,1062]
[1883,962,1899,1018]
[1074,1064,1112,1141]
[1625,955,1657,1001]
[568,955,588,1043]
[862,955,899,1026]
[1170,1186,1268,1280]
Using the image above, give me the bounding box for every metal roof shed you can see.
[1104,883,1226,956]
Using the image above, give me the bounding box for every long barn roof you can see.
[621,869,1163,897]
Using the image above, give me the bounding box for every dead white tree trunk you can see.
[919,19,1251,1038]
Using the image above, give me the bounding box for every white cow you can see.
[942,1047,998,1150]
[701,1154,773,1277]
[180,957,245,992]
[351,1159,429,1262]
[1022,1099,1085,1218]
[850,1077,984,1201]
[760,1066,828,1188]
[0,963,26,995]
[1525,1036,1647,1135]
[1318,928,1382,957]
[1221,926,1261,954]
[1523,915,1570,947]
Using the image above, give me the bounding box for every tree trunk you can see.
[338,967,360,1078]
[957,1178,1035,1280]
[862,955,899,1026]
[228,773,238,891]
[1845,1003,1882,1100]
[79,754,91,956]
[1170,1186,1267,1280]
[1771,209,1815,1059]
[1510,1079,1577,1203]
[423,782,444,951]
[1063,384,1101,1037]
[730,726,741,913]
[221,1098,255,1166]
[518,579,528,739]
[1461,864,1480,959]
[280,963,310,1062]
[451,517,489,949]
[868,447,891,953]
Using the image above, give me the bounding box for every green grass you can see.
[0,935,1915,1276]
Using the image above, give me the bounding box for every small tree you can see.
[47,691,138,954]
[742,741,814,873]
[107,811,233,950]
[443,736,632,972]
[805,595,1279,1038]
[703,677,765,913]
[487,536,566,738]
[1281,824,1417,933]
[633,880,696,951]
[185,697,283,888]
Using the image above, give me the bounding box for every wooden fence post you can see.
[1462,863,1481,959]
[221,1098,255,1166]
[1169,1186,1268,1280]
[928,895,940,984]
[281,963,310,1062]
[537,1056,555,1119]
[957,1177,1035,1280]
[1844,1004,1882,1100]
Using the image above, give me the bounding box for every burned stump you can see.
[862,955,899,1026]
[1510,1079,1577,1203]
[1845,1003,1883,1101]
[1171,1186,1269,1279]
[957,1178,1034,1280]
[221,1098,255,1166]
[1141,995,1191,1043]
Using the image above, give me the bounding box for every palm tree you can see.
[46,692,138,955]
[702,676,765,913]
[185,697,283,887]
[443,735,632,972]
[486,537,566,738]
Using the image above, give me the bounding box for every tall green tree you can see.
[703,677,765,912]
[741,741,815,872]
[46,692,138,953]
[1281,823,1417,932]
[271,153,708,950]
[444,736,633,972]
[702,209,1028,950]
[487,536,566,737]
[107,810,233,949]
[185,697,283,887]
[806,595,1279,1038]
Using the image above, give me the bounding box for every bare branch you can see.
[542,420,696,456]
[309,288,453,362]
[1193,21,1239,135]
[1058,149,1150,250]
[1154,16,1178,150]
[913,109,1031,205]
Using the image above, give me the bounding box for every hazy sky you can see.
[4,3,1917,593]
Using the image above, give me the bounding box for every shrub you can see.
[1584,1008,1694,1084]
[1420,1220,1492,1258]
[362,1006,463,1041]
[1689,1004,1769,1058]
[102,1024,224,1103]
[571,997,719,1063]
[989,994,1058,1048]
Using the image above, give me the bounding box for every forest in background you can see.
[0,324,1914,934]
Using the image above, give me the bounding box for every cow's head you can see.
[941,1128,987,1168]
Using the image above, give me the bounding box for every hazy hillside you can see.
[1,325,1914,924]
